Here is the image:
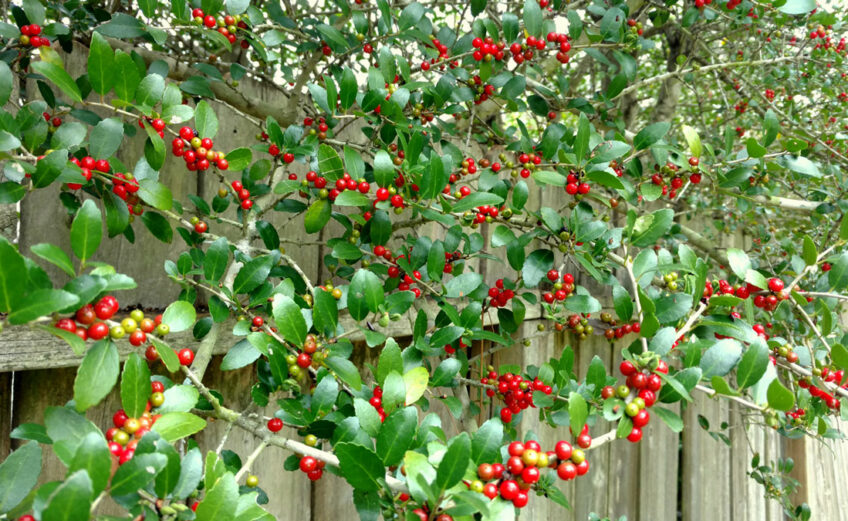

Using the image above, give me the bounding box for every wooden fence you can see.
[2,44,848,521]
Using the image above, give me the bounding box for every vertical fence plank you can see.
[682,398,732,521]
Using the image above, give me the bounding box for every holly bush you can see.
[0,0,846,519]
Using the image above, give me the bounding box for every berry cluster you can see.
[172,126,230,172]
[368,385,388,422]
[487,279,515,308]
[471,36,506,62]
[546,32,573,64]
[66,155,109,190]
[110,173,143,215]
[601,312,642,340]
[18,24,47,48]
[479,370,553,424]
[138,116,166,138]
[42,111,62,128]
[297,455,326,481]
[191,8,250,48]
[627,19,644,36]
[106,387,163,465]
[470,437,590,510]
[799,378,842,410]
[542,270,576,303]
[650,160,700,200]
[564,170,591,196]
[327,172,371,202]
[231,180,254,211]
[515,152,542,179]
[603,359,668,442]
[56,296,121,341]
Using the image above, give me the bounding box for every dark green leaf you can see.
[74,340,119,412]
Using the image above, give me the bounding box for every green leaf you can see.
[451,192,504,214]
[563,295,602,314]
[232,255,275,294]
[437,432,470,491]
[658,371,694,403]
[377,338,403,385]
[471,418,503,464]
[31,61,82,103]
[398,2,425,30]
[777,0,815,14]
[195,468,238,521]
[334,190,370,207]
[304,199,331,233]
[830,344,848,372]
[141,211,172,243]
[273,294,307,347]
[121,353,151,418]
[446,272,482,298]
[204,237,230,282]
[612,284,633,322]
[574,113,590,164]
[403,366,429,405]
[568,392,588,437]
[334,442,384,492]
[74,340,119,412]
[0,131,19,153]
[152,412,207,442]
[138,179,173,211]
[348,269,384,320]
[653,407,684,432]
[763,109,779,147]
[162,300,196,333]
[194,100,218,138]
[681,125,702,157]
[0,238,25,313]
[317,144,344,180]
[312,376,339,417]
[110,453,167,496]
[136,73,165,107]
[522,249,554,288]
[633,121,670,150]
[431,358,461,387]
[224,148,251,171]
[70,199,102,263]
[68,432,111,496]
[0,442,42,514]
[781,155,821,178]
[113,50,139,101]
[0,182,26,204]
[630,208,673,247]
[312,288,338,336]
[746,138,766,159]
[87,32,115,95]
[373,150,395,188]
[340,67,357,109]
[523,0,542,36]
[96,13,147,38]
[42,470,92,521]
[377,407,417,466]
[31,243,75,277]
[766,379,795,411]
[326,356,362,390]
[158,385,200,414]
[0,61,12,105]
[7,289,79,325]
[700,339,743,378]
[802,235,817,266]
[354,398,382,437]
[726,248,751,280]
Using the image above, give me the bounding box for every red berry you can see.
[178,348,195,366]
[267,417,283,432]
[299,456,318,473]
